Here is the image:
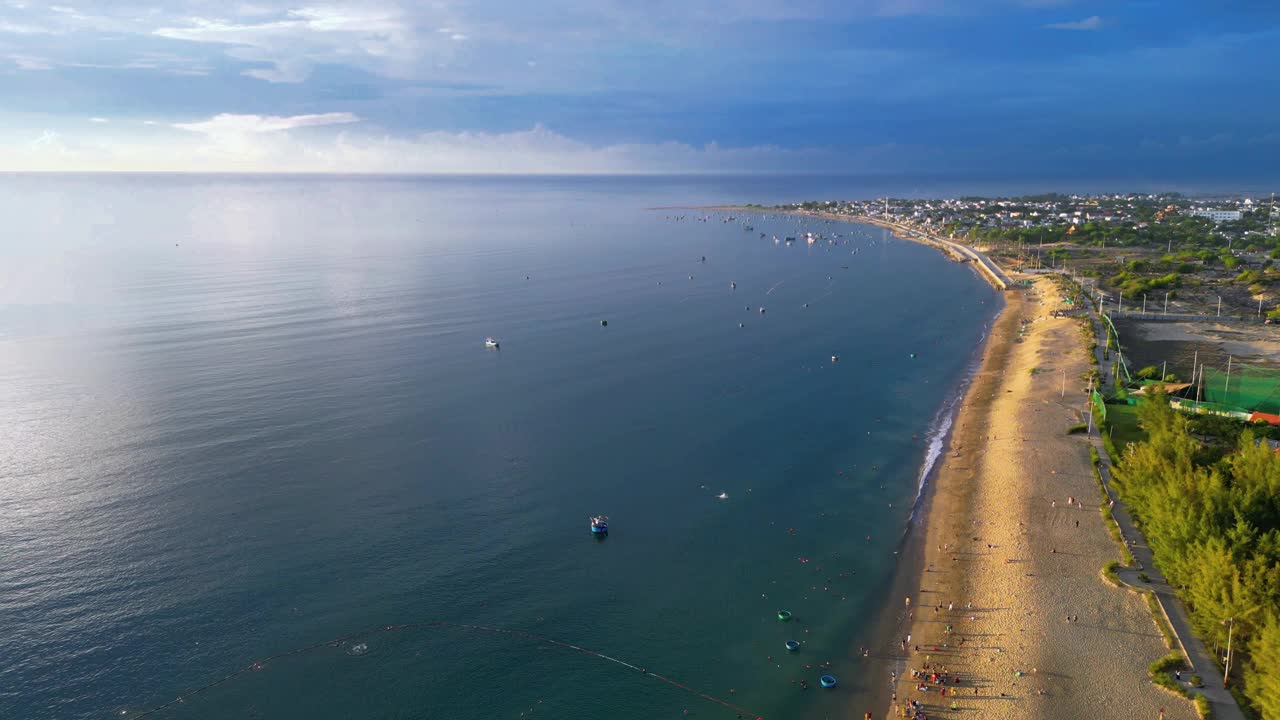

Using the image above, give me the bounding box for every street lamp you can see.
[1223,618,1235,688]
[1218,296,1223,317]
[1164,291,1170,315]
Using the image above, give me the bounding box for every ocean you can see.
[0,174,1000,720]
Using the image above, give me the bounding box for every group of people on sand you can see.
[889,664,968,718]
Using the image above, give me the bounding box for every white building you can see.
[1190,208,1242,222]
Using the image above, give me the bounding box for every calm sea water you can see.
[0,175,999,720]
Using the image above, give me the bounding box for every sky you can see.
[1,0,1278,175]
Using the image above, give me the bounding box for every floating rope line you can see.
[131,620,764,720]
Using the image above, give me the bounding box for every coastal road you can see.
[1084,310,1247,720]
[863,217,1013,290]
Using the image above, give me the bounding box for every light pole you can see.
[1143,295,1148,314]
[1259,297,1264,320]
[1223,618,1235,688]
[1086,378,1095,435]
[1218,296,1223,317]
[1164,292,1170,315]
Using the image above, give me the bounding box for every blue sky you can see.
[1,0,1278,174]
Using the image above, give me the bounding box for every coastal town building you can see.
[1190,208,1242,222]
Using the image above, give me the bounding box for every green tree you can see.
[1246,613,1280,718]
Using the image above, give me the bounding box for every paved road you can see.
[1084,311,1246,720]
[856,217,1013,289]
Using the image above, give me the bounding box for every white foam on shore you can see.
[909,328,988,522]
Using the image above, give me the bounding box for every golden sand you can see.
[885,276,1193,720]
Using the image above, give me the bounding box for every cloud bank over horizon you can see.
[1,0,1278,176]
[3,115,873,174]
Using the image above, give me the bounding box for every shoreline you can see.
[732,205,1014,718]
[711,205,1184,719]
[704,205,1010,291]
[882,273,1194,720]
[841,294,1011,719]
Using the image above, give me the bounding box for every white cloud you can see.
[9,53,52,69]
[0,19,53,34]
[1044,15,1103,31]
[89,116,108,123]
[153,5,441,82]
[173,112,361,134]
[1,120,890,174]
[450,33,466,41]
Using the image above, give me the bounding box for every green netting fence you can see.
[1197,364,1280,416]
[1100,313,1133,384]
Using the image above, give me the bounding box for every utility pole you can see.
[1142,295,1147,314]
[1119,292,1123,314]
[1162,360,1167,382]
[1061,368,1066,399]
[1259,297,1264,320]
[1218,295,1223,317]
[1226,355,1233,396]
[1164,291,1170,315]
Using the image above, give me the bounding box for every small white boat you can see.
[484,337,500,349]
[716,492,729,500]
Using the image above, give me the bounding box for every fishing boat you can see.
[484,337,500,349]
[590,515,609,535]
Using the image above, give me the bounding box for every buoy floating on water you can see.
[909,353,917,358]
[777,610,793,622]
[600,320,608,327]
[785,640,801,652]
[831,355,839,363]
[820,675,837,689]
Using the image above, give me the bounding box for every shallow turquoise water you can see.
[0,175,999,720]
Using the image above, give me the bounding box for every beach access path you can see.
[884,275,1195,720]
[1085,313,1247,720]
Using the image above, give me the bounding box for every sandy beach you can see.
[702,206,1194,719]
[881,275,1193,720]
